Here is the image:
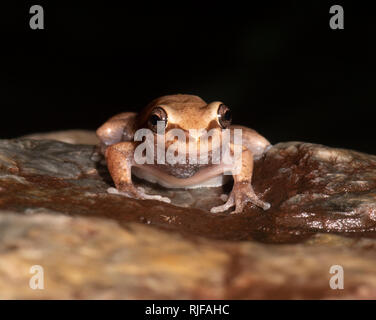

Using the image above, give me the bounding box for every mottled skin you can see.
[97,94,271,213]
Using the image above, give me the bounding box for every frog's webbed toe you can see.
[136,187,171,203]
[210,193,235,213]
[210,182,270,214]
[107,186,171,204]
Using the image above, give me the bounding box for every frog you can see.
[96,94,271,214]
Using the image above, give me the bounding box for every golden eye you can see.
[217,104,232,128]
[148,107,168,133]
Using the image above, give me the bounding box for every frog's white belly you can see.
[132,164,232,189]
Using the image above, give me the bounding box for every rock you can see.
[21,130,99,145]
[1,137,376,298]
[0,212,376,299]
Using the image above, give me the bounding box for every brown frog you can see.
[96,94,271,213]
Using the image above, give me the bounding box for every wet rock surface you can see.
[1,135,376,298]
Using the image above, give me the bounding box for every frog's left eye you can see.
[148,107,168,133]
[217,104,232,128]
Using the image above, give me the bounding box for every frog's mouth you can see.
[131,164,232,189]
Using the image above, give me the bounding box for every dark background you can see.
[1,2,375,153]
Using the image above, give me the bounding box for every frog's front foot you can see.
[107,184,171,204]
[210,182,270,214]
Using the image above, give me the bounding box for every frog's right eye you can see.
[148,107,168,133]
[217,104,232,128]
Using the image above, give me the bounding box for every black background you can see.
[1,1,375,153]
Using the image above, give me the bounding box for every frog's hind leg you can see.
[230,125,271,159]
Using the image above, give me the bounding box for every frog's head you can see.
[138,94,232,152]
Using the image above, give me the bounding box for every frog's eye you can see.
[148,107,168,133]
[217,104,232,128]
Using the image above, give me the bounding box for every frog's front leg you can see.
[211,145,270,214]
[105,142,171,203]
